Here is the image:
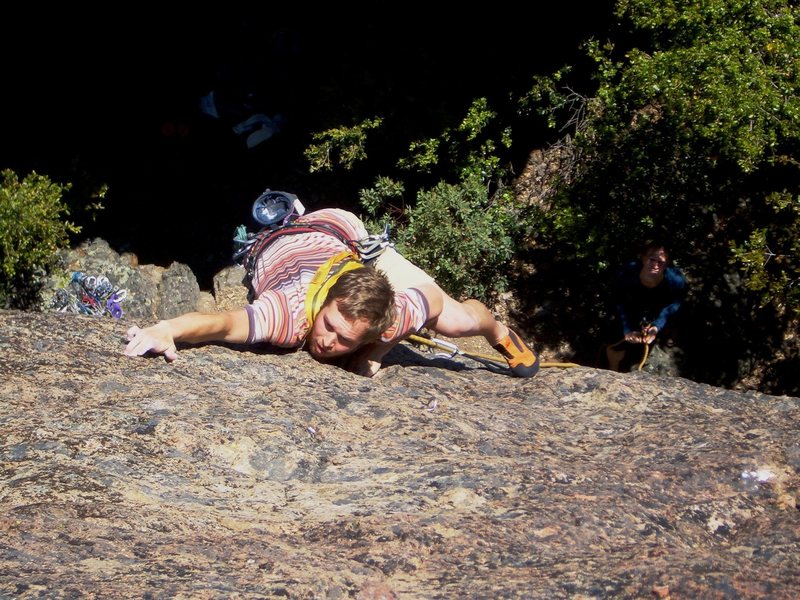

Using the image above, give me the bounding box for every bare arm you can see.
[414,282,444,322]
[123,309,250,361]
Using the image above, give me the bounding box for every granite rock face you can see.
[1,310,798,599]
[40,238,203,322]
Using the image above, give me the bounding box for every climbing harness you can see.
[234,219,360,279]
[234,218,392,271]
[50,271,127,318]
[305,250,365,326]
[406,332,580,373]
[352,223,393,262]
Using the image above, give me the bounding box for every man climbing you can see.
[123,192,539,378]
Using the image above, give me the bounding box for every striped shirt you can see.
[244,208,429,347]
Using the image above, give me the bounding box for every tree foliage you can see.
[304,118,384,173]
[382,176,517,301]
[352,97,520,301]
[0,169,80,307]
[536,0,799,290]
[524,0,800,389]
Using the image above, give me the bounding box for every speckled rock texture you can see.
[1,310,798,599]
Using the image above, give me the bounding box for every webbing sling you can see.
[304,250,365,328]
[240,221,361,302]
[244,222,359,277]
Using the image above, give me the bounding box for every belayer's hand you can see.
[124,323,179,362]
[624,331,645,344]
[643,325,658,345]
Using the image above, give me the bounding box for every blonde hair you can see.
[324,267,396,341]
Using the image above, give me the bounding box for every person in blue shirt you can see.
[606,241,686,371]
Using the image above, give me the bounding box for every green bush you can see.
[397,177,517,300]
[358,174,519,302]
[0,169,79,308]
[304,118,383,173]
[519,0,800,389]
[526,0,800,312]
[346,97,522,302]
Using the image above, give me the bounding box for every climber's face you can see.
[308,299,370,358]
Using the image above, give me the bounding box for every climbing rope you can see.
[406,333,580,373]
[50,271,127,318]
[606,322,654,371]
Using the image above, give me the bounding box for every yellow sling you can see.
[305,250,364,328]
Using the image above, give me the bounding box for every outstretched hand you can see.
[124,323,179,362]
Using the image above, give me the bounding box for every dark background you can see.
[1,8,615,288]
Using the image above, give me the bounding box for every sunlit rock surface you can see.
[1,310,798,599]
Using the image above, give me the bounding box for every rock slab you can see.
[1,310,798,599]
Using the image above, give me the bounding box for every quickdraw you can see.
[406,332,580,372]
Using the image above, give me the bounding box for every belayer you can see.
[124,190,540,378]
[605,240,686,372]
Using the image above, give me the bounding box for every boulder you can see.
[41,238,205,322]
